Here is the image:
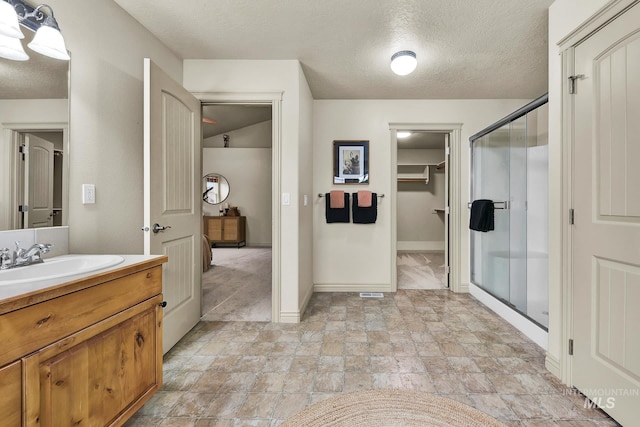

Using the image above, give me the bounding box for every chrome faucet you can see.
[0,241,53,270]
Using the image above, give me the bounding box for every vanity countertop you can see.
[0,254,168,314]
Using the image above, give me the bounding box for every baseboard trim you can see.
[314,283,392,293]
[545,354,562,380]
[457,282,469,293]
[397,241,445,252]
[299,284,314,320]
[279,311,301,323]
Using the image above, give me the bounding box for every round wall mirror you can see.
[202,173,230,205]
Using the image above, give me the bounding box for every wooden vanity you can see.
[0,255,167,427]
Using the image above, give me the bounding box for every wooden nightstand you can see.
[204,216,246,247]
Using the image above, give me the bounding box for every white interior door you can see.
[24,134,54,228]
[572,4,640,425]
[144,58,202,354]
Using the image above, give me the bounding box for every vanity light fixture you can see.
[390,50,417,76]
[397,131,412,139]
[0,0,69,61]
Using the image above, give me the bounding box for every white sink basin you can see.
[0,255,125,286]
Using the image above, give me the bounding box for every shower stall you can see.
[470,94,548,330]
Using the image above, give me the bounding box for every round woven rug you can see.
[281,390,507,427]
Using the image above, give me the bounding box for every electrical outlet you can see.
[82,184,95,204]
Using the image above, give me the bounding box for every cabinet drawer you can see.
[0,266,162,367]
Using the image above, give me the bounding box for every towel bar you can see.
[467,201,509,210]
[318,193,384,198]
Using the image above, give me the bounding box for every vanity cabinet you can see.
[0,257,166,427]
[0,361,21,427]
[204,216,246,247]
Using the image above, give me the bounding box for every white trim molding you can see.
[193,91,283,322]
[314,283,393,293]
[388,123,463,293]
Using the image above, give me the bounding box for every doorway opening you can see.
[200,103,274,322]
[395,131,450,289]
[6,127,67,230]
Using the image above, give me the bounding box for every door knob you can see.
[152,223,172,233]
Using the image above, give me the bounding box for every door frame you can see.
[192,92,283,322]
[388,123,463,293]
[557,0,640,385]
[0,123,69,230]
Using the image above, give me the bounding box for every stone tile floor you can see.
[125,290,620,426]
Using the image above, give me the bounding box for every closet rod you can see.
[318,193,385,198]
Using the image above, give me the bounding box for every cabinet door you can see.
[26,304,160,427]
[207,217,223,241]
[222,217,239,241]
[0,361,21,427]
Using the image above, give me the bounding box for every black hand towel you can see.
[352,192,377,224]
[325,193,350,223]
[469,199,494,232]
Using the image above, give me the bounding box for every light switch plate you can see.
[282,192,291,206]
[303,194,308,206]
[82,184,95,204]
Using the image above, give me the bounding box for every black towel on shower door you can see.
[469,199,494,232]
[325,193,350,223]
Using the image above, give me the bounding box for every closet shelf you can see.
[436,161,445,170]
[397,164,430,183]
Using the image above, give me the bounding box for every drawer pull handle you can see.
[146,272,152,278]
[36,314,52,326]
[159,301,167,308]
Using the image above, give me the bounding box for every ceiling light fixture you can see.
[397,131,412,139]
[390,50,417,76]
[0,0,69,61]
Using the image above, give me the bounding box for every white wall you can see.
[0,99,68,230]
[298,65,315,311]
[313,99,529,290]
[547,0,611,378]
[183,59,314,321]
[204,120,272,148]
[43,0,183,254]
[203,148,272,246]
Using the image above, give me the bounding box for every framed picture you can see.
[333,140,369,184]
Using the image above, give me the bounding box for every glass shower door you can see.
[471,124,511,302]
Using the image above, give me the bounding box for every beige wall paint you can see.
[204,120,272,148]
[547,0,611,379]
[203,148,272,246]
[183,59,314,321]
[43,0,182,254]
[397,148,446,248]
[313,99,529,290]
[0,99,68,230]
[298,64,315,312]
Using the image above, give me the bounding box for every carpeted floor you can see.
[397,252,447,290]
[201,247,272,322]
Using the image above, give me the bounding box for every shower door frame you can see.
[469,93,549,328]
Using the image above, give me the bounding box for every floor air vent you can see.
[360,292,384,298]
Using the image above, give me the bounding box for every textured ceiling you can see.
[202,104,271,138]
[113,0,553,100]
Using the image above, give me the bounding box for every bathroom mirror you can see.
[0,29,69,231]
[202,173,230,205]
